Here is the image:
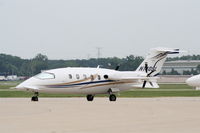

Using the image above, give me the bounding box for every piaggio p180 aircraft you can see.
[15,47,180,101]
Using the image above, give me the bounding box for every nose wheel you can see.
[31,92,39,101]
[86,94,94,101]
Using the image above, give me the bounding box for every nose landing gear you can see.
[86,94,94,101]
[31,92,39,101]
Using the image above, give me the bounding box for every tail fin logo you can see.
[138,66,157,72]
[152,52,168,59]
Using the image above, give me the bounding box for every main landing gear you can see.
[109,94,116,101]
[31,92,39,101]
[86,91,117,102]
[108,88,117,101]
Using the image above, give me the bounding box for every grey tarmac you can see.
[1,97,200,133]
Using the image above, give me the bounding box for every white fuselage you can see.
[16,67,145,94]
[15,47,181,96]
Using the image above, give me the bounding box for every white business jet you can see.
[15,47,180,101]
[186,75,200,90]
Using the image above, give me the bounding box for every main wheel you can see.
[87,95,94,101]
[109,94,116,101]
[31,96,38,101]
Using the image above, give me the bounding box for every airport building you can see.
[161,60,200,74]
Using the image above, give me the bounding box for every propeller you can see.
[142,62,155,88]
[145,62,148,73]
[142,81,147,88]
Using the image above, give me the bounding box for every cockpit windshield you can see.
[35,72,55,79]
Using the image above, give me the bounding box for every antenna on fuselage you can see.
[97,65,103,68]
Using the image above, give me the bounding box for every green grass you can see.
[120,90,200,97]
[0,81,199,98]
[159,84,193,89]
[0,81,22,89]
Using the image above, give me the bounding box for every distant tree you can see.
[162,70,167,75]
[120,55,143,71]
[169,68,180,75]
[183,70,191,75]
[191,68,198,75]
[196,65,200,74]
[30,54,48,75]
[20,61,32,76]
[167,55,200,61]
[1,52,200,77]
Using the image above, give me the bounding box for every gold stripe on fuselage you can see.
[80,81,136,89]
[50,74,98,86]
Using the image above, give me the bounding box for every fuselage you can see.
[16,67,144,94]
[15,47,181,101]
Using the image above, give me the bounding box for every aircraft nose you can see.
[186,78,192,86]
[15,77,38,91]
[15,82,26,90]
[186,76,198,87]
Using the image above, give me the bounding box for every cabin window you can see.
[35,72,55,80]
[69,74,72,79]
[98,75,101,80]
[76,74,80,79]
[83,74,87,79]
[90,75,94,81]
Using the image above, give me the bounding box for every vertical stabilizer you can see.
[136,47,180,76]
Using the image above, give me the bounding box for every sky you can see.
[0,0,200,59]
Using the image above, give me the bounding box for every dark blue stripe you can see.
[46,80,114,88]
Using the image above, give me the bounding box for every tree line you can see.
[1,53,200,76]
[0,53,144,76]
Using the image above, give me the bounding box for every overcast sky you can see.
[0,0,199,59]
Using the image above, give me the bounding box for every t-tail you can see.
[136,47,180,77]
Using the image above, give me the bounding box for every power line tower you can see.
[96,47,102,65]
[96,47,102,59]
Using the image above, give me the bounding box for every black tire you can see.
[31,96,38,101]
[87,95,94,101]
[109,94,116,101]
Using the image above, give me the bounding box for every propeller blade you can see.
[142,81,147,88]
[145,62,148,73]
[143,62,157,88]
[149,82,153,87]
[147,70,156,77]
